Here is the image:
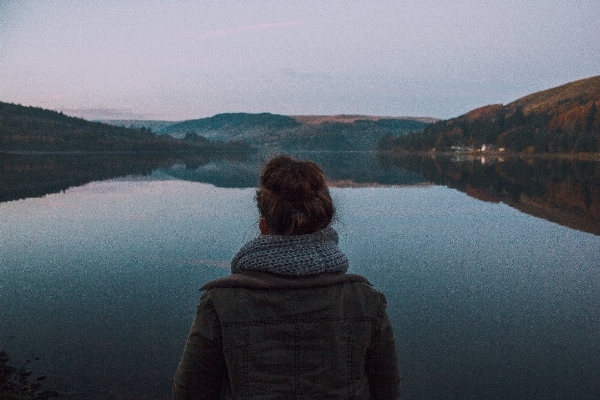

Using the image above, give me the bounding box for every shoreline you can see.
[380,150,600,162]
[4,148,600,160]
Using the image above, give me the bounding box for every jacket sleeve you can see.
[173,291,227,400]
[365,294,401,400]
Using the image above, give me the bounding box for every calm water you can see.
[1,155,600,399]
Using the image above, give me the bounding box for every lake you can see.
[1,151,599,399]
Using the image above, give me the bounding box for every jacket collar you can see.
[201,271,371,291]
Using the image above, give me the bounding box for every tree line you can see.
[0,102,253,154]
[379,99,600,154]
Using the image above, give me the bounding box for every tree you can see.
[586,103,598,132]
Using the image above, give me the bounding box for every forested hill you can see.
[0,102,249,153]
[156,112,431,151]
[161,112,301,135]
[379,76,600,154]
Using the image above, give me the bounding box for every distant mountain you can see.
[96,119,176,132]
[3,102,432,153]
[291,115,438,125]
[379,76,600,154]
[275,118,430,151]
[158,112,300,140]
[154,112,431,151]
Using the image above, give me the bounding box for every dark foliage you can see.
[0,102,254,154]
[278,119,429,151]
[378,76,600,154]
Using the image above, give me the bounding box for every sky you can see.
[0,0,599,121]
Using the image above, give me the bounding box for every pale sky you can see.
[1,0,598,121]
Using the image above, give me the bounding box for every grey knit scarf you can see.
[231,227,349,276]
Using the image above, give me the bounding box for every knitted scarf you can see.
[231,227,349,276]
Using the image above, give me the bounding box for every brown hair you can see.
[256,155,334,235]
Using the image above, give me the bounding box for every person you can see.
[173,155,401,399]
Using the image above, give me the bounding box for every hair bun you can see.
[256,155,334,235]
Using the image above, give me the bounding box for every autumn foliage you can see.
[380,76,600,153]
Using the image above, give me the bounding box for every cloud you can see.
[194,21,301,39]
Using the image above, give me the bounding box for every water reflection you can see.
[163,151,427,188]
[0,151,427,203]
[2,151,599,235]
[2,152,600,399]
[0,151,249,203]
[378,153,600,236]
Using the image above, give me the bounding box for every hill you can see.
[96,119,176,132]
[0,102,251,154]
[509,76,600,115]
[379,76,600,154]
[291,115,438,125]
[156,113,431,151]
[159,112,301,140]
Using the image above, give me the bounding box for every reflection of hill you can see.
[298,152,427,186]
[1,153,158,202]
[161,152,428,188]
[0,152,250,203]
[378,154,600,236]
[161,160,260,188]
[1,151,426,203]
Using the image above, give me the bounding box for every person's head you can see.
[256,155,334,236]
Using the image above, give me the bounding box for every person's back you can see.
[173,156,401,399]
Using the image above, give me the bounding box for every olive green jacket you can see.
[173,271,401,399]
